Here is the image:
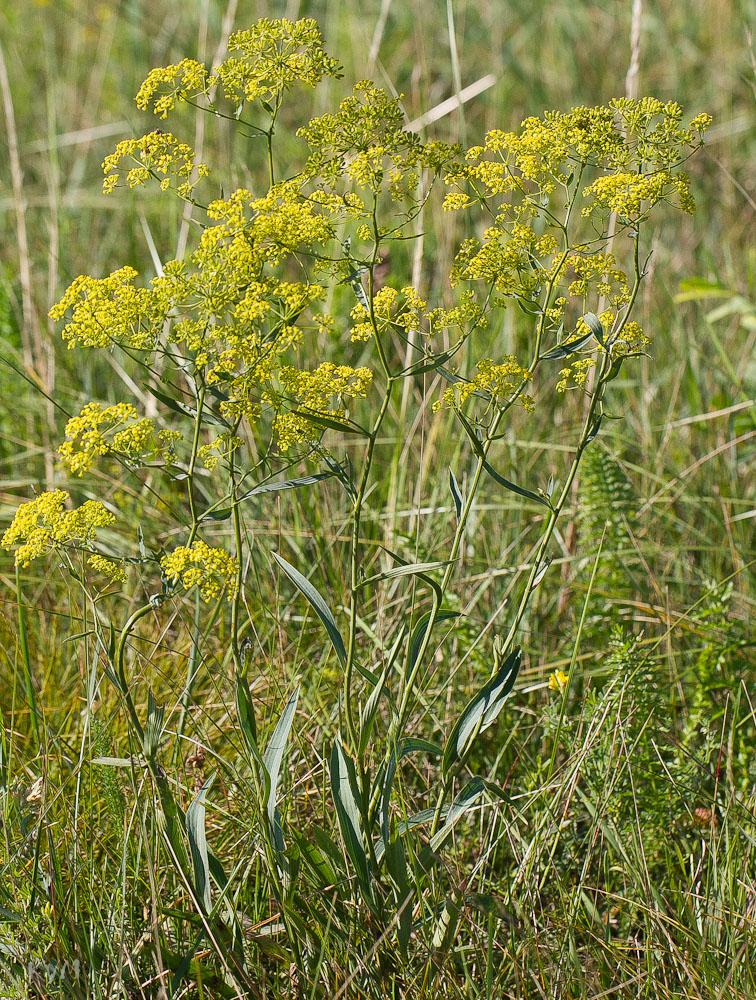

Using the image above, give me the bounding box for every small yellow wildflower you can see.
[272,362,373,450]
[549,669,569,694]
[556,357,596,393]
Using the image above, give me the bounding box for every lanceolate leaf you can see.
[272,552,347,666]
[449,467,463,520]
[150,385,228,427]
[540,329,596,360]
[482,460,551,507]
[330,742,372,899]
[359,667,388,743]
[262,687,300,854]
[186,774,215,913]
[380,738,444,846]
[581,311,605,345]
[143,689,164,761]
[429,776,485,853]
[239,472,335,500]
[408,610,461,673]
[585,414,603,444]
[357,560,450,590]
[405,345,461,377]
[291,408,369,437]
[532,557,551,587]
[235,671,260,760]
[443,649,521,775]
[200,472,336,522]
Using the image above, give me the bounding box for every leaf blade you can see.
[272,552,347,666]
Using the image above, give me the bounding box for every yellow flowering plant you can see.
[3,17,711,993]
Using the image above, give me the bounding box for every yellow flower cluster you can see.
[349,284,486,347]
[88,553,127,582]
[442,191,471,212]
[102,131,209,197]
[556,357,596,393]
[435,357,533,413]
[613,321,650,353]
[49,265,170,351]
[451,223,556,298]
[299,81,457,200]
[582,170,694,219]
[271,362,373,450]
[51,180,339,423]
[549,669,569,693]
[161,540,239,601]
[59,402,155,476]
[561,252,631,306]
[197,433,243,471]
[446,100,708,209]
[135,19,340,119]
[2,490,116,567]
[135,58,210,119]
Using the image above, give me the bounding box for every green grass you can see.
[1,3,755,998]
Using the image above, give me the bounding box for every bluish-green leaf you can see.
[585,414,603,444]
[240,472,335,500]
[272,552,347,666]
[357,560,450,590]
[443,649,521,775]
[380,738,444,846]
[483,461,551,507]
[449,468,463,520]
[262,687,300,854]
[541,329,596,360]
[200,472,336,522]
[408,610,461,673]
[581,311,605,345]
[330,742,372,901]
[186,774,215,913]
[532,557,551,588]
[143,689,164,761]
[405,346,461,377]
[429,776,485,853]
[291,408,368,437]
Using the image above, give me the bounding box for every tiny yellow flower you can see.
[548,669,569,694]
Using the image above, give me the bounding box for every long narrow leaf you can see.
[291,408,368,436]
[240,472,335,500]
[443,649,521,775]
[262,687,300,853]
[540,329,596,360]
[186,774,215,913]
[357,560,450,590]
[272,552,347,665]
[408,610,460,673]
[482,461,551,507]
[449,468,463,520]
[330,742,372,899]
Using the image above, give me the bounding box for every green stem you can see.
[344,199,395,759]
[114,602,154,746]
[15,563,41,748]
[185,383,206,546]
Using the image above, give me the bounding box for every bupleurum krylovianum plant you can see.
[2,16,711,996]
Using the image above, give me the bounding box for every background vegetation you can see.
[0,1,754,998]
